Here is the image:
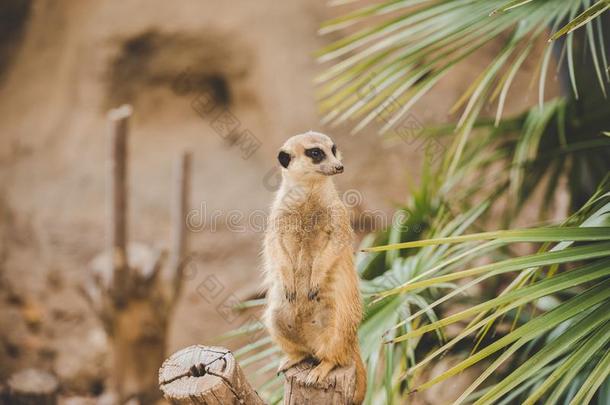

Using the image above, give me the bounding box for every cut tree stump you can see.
[159,346,358,405]
[283,359,356,405]
[82,105,193,404]
[7,369,59,405]
[159,345,265,405]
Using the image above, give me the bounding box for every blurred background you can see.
[1,0,607,404]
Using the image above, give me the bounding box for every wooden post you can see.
[159,345,265,405]
[107,104,132,307]
[159,346,358,405]
[7,369,59,405]
[283,360,357,405]
[83,106,193,404]
[168,152,192,303]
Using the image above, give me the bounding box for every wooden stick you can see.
[168,151,192,302]
[107,104,132,306]
[7,369,59,405]
[159,345,265,405]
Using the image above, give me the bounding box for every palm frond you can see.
[370,183,610,403]
[317,0,609,133]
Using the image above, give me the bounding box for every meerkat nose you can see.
[334,164,344,173]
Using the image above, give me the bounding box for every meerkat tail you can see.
[352,344,367,405]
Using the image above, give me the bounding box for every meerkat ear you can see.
[278,150,291,168]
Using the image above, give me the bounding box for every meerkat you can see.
[263,131,366,404]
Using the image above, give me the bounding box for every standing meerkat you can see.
[263,131,366,404]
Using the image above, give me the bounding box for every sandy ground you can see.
[0,0,557,402]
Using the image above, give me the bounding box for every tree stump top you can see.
[159,345,264,405]
[107,104,133,121]
[159,346,234,398]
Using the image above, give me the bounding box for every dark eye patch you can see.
[305,147,326,164]
[331,144,337,157]
[278,150,291,168]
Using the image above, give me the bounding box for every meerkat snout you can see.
[277,131,344,179]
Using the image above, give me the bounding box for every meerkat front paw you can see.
[307,284,320,301]
[305,361,335,386]
[277,355,308,375]
[284,286,297,303]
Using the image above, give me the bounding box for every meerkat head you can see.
[277,131,343,182]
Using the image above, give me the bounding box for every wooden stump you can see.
[283,360,357,405]
[159,345,265,405]
[7,369,59,405]
[85,243,168,404]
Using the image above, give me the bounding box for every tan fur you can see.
[263,131,366,404]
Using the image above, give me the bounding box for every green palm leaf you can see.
[363,226,610,252]
[550,0,610,40]
[523,325,610,404]
[411,282,610,392]
[568,349,610,405]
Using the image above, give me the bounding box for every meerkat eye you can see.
[331,144,337,157]
[305,147,326,164]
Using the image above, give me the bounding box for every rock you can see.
[7,368,59,405]
[59,396,98,405]
[54,329,108,394]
